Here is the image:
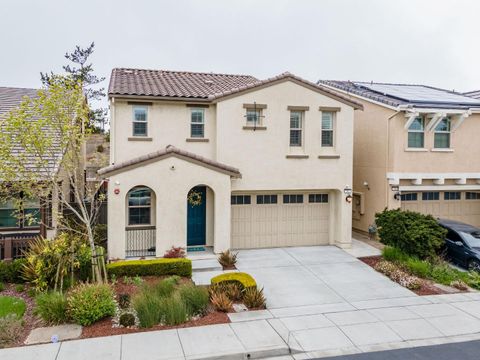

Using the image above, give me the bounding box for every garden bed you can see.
[359,256,448,296]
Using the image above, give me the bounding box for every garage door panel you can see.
[401,192,480,227]
[232,193,330,249]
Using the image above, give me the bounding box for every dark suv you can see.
[438,218,480,271]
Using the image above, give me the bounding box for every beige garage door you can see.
[401,191,480,227]
[231,193,330,249]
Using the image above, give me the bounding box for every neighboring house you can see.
[465,90,480,100]
[318,80,480,233]
[100,69,362,259]
[0,87,59,259]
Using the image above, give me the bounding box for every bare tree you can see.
[0,78,106,283]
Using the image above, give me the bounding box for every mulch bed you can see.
[82,276,230,339]
[359,255,448,296]
[1,284,44,347]
[81,311,229,339]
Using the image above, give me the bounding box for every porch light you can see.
[344,186,353,203]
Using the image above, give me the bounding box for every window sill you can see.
[125,225,156,230]
[186,138,209,142]
[128,137,152,142]
[318,154,340,159]
[431,148,454,152]
[404,148,428,152]
[243,126,267,130]
[286,154,309,159]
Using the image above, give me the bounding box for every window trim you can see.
[466,192,480,200]
[289,111,303,147]
[308,194,329,203]
[434,117,451,149]
[407,117,425,149]
[231,195,251,205]
[321,111,334,147]
[0,196,41,230]
[400,193,418,202]
[190,108,205,138]
[444,191,461,201]
[283,194,304,204]
[422,192,440,201]
[256,194,278,205]
[245,108,263,126]
[132,105,148,137]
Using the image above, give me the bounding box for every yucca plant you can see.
[210,291,232,312]
[217,250,238,269]
[243,287,266,309]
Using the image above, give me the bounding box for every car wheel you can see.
[468,259,480,272]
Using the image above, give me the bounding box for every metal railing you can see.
[125,227,156,258]
[0,233,39,261]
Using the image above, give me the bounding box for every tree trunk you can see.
[86,223,103,283]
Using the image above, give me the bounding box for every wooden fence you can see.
[0,233,38,261]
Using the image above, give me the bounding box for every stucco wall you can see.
[107,156,231,259]
[111,100,217,164]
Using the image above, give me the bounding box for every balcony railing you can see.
[0,233,39,261]
[125,227,156,258]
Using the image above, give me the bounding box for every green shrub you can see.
[0,283,4,292]
[430,263,463,285]
[107,258,192,278]
[158,295,188,325]
[0,296,26,318]
[211,272,256,290]
[133,291,162,328]
[118,293,130,309]
[375,209,446,259]
[67,284,116,326]
[0,314,23,348]
[0,259,27,284]
[119,312,136,327]
[179,284,209,316]
[151,277,177,298]
[15,284,24,293]
[34,292,68,324]
[382,246,410,263]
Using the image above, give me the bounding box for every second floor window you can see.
[321,112,334,147]
[190,109,205,138]
[408,117,424,148]
[246,109,262,125]
[290,111,303,147]
[434,117,451,149]
[133,106,148,136]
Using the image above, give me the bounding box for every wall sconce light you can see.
[394,192,401,201]
[363,181,370,191]
[344,185,353,203]
[114,188,120,195]
[114,181,120,185]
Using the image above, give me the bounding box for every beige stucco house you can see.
[99,69,362,259]
[318,80,480,233]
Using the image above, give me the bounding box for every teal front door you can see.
[187,186,207,246]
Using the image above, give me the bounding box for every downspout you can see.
[385,109,402,209]
[110,97,115,165]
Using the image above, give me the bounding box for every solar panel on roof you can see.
[354,82,480,105]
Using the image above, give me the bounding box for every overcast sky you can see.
[1,0,479,101]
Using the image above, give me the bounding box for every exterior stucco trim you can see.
[128,137,153,142]
[243,103,267,109]
[242,126,267,131]
[319,106,341,112]
[287,106,310,111]
[286,154,310,159]
[318,154,341,159]
[186,138,209,142]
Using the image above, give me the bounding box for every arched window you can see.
[127,187,152,225]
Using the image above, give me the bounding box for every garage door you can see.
[401,191,480,227]
[231,192,330,249]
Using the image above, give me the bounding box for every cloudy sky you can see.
[1,0,479,101]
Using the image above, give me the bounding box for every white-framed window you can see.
[400,193,418,201]
[408,117,424,148]
[283,194,303,204]
[321,112,334,147]
[256,195,278,204]
[289,111,303,147]
[246,109,262,126]
[127,186,152,225]
[444,191,461,200]
[308,194,329,203]
[466,192,480,200]
[434,117,451,149]
[190,108,205,138]
[231,195,251,205]
[132,106,148,137]
[422,192,439,201]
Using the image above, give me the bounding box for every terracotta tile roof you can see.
[109,68,260,99]
[98,145,241,177]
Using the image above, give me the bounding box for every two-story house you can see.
[99,69,362,259]
[318,80,480,233]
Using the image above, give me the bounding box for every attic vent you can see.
[204,80,214,85]
[123,70,133,74]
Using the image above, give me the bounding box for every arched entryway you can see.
[187,185,214,250]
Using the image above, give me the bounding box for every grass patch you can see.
[34,292,69,324]
[0,296,26,318]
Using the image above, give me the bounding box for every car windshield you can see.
[460,231,480,248]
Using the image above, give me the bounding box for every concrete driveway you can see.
[236,246,414,309]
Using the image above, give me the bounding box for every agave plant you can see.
[243,287,266,309]
[217,250,238,268]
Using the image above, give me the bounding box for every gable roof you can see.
[464,90,480,100]
[108,68,363,109]
[98,145,241,177]
[0,87,63,179]
[109,68,259,99]
[318,80,480,110]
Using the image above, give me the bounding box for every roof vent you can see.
[204,80,214,85]
[123,70,133,74]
